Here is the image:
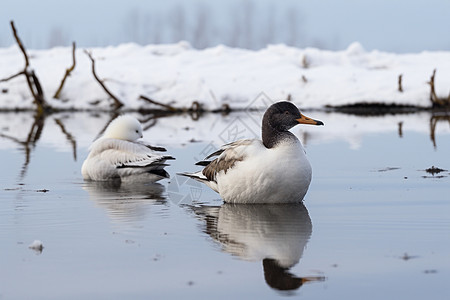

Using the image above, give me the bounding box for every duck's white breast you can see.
[217,140,312,203]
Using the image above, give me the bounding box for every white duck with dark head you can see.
[82,115,174,182]
[181,101,324,204]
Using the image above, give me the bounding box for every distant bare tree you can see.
[228,6,242,47]
[260,4,276,47]
[141,12,154,45]
[151,14,162,44]
[118,1,322,50]
[171,5,186,42]
[124,9,142,44]
[192,4,210,48]
[287,9,298,46]
[242,1,254,49]
[47,27,68,48]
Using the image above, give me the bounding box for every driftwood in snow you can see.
[139,95,179,112]
[84,50,124,110]
[139,95,205,114]
[53,42,77,99]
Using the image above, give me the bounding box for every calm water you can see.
[0,111,449,299]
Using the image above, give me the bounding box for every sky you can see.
[1,0,450,52]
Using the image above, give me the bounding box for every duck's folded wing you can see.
[198,139,261,181]
[92,138,174,169]
[138,141,168,152]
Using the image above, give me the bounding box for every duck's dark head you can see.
[262,101,323,148]
[263,101,323,131]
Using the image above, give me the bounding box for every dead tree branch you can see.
[427,69,439,105]
[427,69,449,107]
[53,42,76,99]
[398,74,403,92]
[11,20,30,68]
[139,95,179,111]
[84,50,124,110]
[11,21,46,109]
[1,21,48,113]
[0,71,25,83]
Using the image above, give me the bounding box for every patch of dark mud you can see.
[422,166,448,178]
[326,102,426,116]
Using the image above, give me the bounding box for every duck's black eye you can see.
[284,111,289,115]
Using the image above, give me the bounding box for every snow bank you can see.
[0,42,449,110]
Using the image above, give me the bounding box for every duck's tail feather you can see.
[177,171,219,193]
[195,160,211,166]
[178,171,208,182]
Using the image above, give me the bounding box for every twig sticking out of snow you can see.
[301,54,310,68]
[427,69,450,107]
[54,42,77,100]
[0,21,48,114]
[84,50,124,110]
[398,74,403,92]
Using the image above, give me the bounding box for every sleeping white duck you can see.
[181,101,323,204]
[82,115,174,182]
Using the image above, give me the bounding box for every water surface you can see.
[0,111,449,299]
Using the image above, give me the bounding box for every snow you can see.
[1,42,449,111]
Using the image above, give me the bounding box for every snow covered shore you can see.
[0,42,449,111]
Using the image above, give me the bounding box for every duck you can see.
[180,101,323,203]
[81,115,174,182]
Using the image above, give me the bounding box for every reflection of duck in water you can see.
[192,202,325,291]
[181,102,323,203]
[82,176,166,223]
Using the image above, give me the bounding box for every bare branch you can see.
[84,50,123,110]
[427,69,437,103]
[427,69,447,107]
[31,70,44,100]
[398,74,403,92]
[54,42,76,99]
[139,95,179,111]
[10,20,29,68]
[5,21,48,113]
[0,71,25,82]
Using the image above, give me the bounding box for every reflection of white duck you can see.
[82,115,174,181]
[181,102,323,204]
[83,178,166,223]
[192,202,325,291]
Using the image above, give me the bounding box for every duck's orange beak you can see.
[296,114,324,126]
